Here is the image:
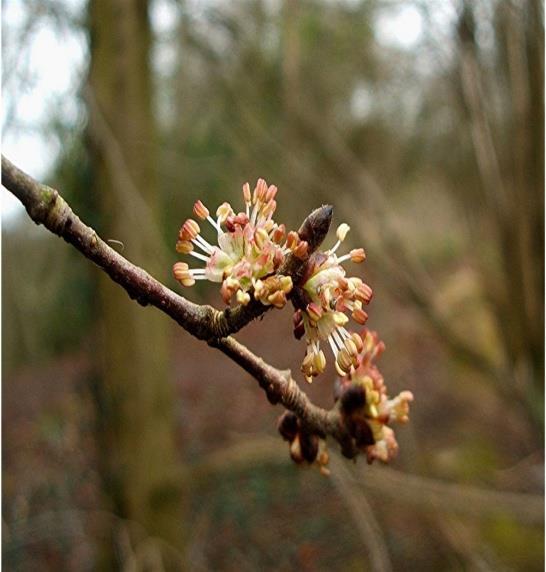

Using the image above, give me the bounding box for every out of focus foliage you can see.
[3,0,543,570]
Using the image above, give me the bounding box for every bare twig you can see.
[329,455,393,572]
[1,155,357,454]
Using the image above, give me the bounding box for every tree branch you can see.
[2,156,354,454]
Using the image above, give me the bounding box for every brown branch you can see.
[1,155,355,453]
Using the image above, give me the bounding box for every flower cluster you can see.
[173,179,307,308]
[173,180,413,467]
[292,223,372,383]
[336,329,414,464]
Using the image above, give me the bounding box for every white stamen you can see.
[250,202,259,226]
[189,251,209,263]
[193,235,214,254]
[215,216,223,236]
[332,328,345,350]
[327,334,339,357]
[207,215,222,234]
[336,253,350,264]
[328,240,341,255]
[339,327,351,339]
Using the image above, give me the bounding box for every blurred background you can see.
[2,0,544,570]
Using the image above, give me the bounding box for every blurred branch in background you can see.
[191,436,544,526]
[328,455,393,572]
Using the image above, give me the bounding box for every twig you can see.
[1,155,355,454]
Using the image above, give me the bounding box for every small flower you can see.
[337,329,414,464]
[173,179,303,308]
[292,223,373,382]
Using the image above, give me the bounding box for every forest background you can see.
[2,0,544,570]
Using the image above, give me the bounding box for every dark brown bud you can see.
[297,205,333,253]
[350,417,375,448]
[299,431,319,463]
[277,411,299,441]
[292,309,305,340]
[340,385,366,416]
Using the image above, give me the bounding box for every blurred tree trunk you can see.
[455,0,544,429]
[87,0,185,564]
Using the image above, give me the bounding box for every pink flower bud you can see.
[355,283,373,304]
[265,185,278,202]
[352,307,368,325]
[173,262,195,287]
[193,200,209,220]
[285,231,299,250]
[179,219,200,241]
[253,178,267,203]
[272,224,286,244]
[293,240,308,259]
[350,248,366,263]
[242,182,251,204]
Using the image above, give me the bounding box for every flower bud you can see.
[271,224,286,244]
[293,310,305,340]
[242,182,251,204]
[351,332,364,353]
[340,385,366,415]
[336,223,350,241]
[333,312,349,327]
[352,307,369,325]
[216,202,234,222]
[336,348,353,375]
[285,231,299,250]
[290,434,304,463]
[193,200,209,220]
[300,431,319,464]
[262,199,276,217]
[179,219,200,241]
[277,411,299,441]
[253,178,267,203]
[279,275,293,293]
[220,277,240,303]
[265,184,278,202]
[293,240,308,259]
[350,248,366,263]
[176,240,193,254]
[388,391,414,423]
[267,290,286,308]
[351,418,375,448]
[356,283,373,304]
[173,262,195,287]
[236,290,251,305]
[313,350,326,373]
